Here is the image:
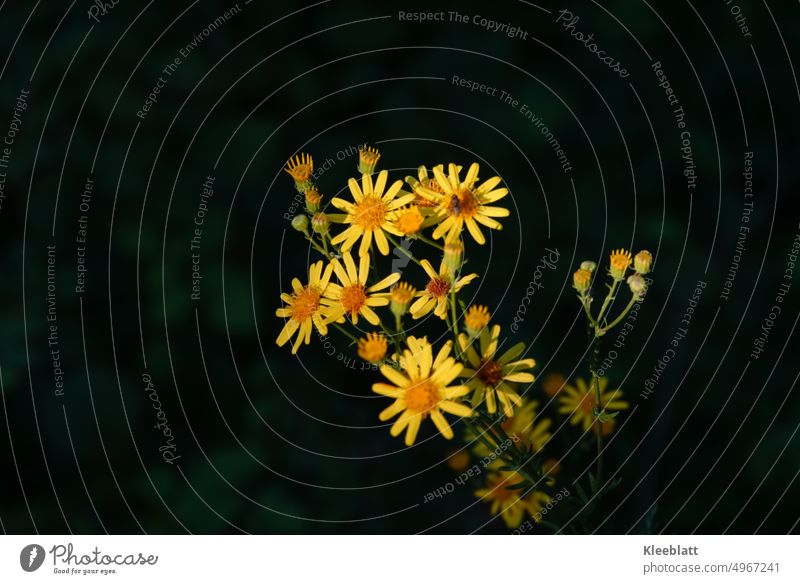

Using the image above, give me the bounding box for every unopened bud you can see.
[634,250,653,274]
[311,212,329,234]
[443,239,463,276]
[573,268,592,294]
[305,187,322,212]
[627,274,647,297]
[358,146,380,175]
[580,260,597,273]
[291,214,309,234]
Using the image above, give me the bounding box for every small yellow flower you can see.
[390,282,416,316]
[609,248,632,281]
[475,471,550,529]
[472,397,551,460]
[389,205,425,235]
[358,145,381,174]
[542,458,561,477]
[416,162,511,244]
[410,259,478,320]
[285,153,313,188]
[275,261,334,354]
[405,165,445,208]
[464,305,491,335]
[557,376,629,432]
[446,449,471,472]
[329,171,415,256]
[573,268,592,294]
[541,372,566,397]
[322,251,400,325]
[305,186,323,212]
[634,250,653,274]
[458,325,535,418]
[358,332,388,363]
[373,336,472,446]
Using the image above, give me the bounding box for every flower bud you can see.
[634,250,653,274]
[443,239,463,277]
[464,305,490,336]
[291,214,309,234]
[609,248,632,281]
[358,145,380,175]
[305,186,322,212]
[580,260,597,273]
[627,274,647,297]
[311,212,329,234]
[358,332,388,364]
[390,282,416,317]
[285,153,313,192]
[573,268,592,294]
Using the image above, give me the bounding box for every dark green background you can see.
[1,0,798,533]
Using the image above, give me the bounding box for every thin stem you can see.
[379,320,401,356]
[385,233,424,268]
[304,234,329,258]
[599,294,639,335]
[416,233,445,251]
[449,287,461,357]
[595,279,621,329]
[321,231,329,256]
[332,323,358,345]
[579,294,597,327]
[394,313,406,343]
[591,371,604,482]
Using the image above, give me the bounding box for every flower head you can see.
[358,145,381,175]
[285,153,313,190]
[321,251,400,325]
[471,397,551,460]
[634,250,653,274]
[390,282,416,316]
[446,449,471,472]
[415,162,510,245]
[580,260,597,272]
[305,186,323,212]
[410,258,478,320]
[329,171,415,256]
[458,325,535,417]
[442,239,464,276]
[405,165,445,208]
[627,273,647,297]
[557,376,629,432]
[541,372,566,397]
[358,332,388,363]
[275,261,334,353]
[389,205,426,236]
[609,248,632,281]
[573,268,592,294]
[311,212,329,234]
[464,305,491,336]
[475,471,551,529]
[373,336,472,445]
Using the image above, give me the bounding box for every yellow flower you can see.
[410,259,478,320]
[475,471,550,529]
[321,251,399,325]
[464,305,491,335]
[285,153,313,189]
[446,449,471,472]
[458,325,535,417]
[541,372,566,397]
[390,282,416,316]
[358,332,388,363]
[330,171,415,256]
[404,165,445,208]
[304,186,323,212]
[472,398,551,459]
[358,145,381,174]
[275,261,334,354]
[416,162,510,244]
[557,376,629,432]
[389,205,426,235]
[573,268,592,293]
[609,248,632,281]
[372,336,472,446]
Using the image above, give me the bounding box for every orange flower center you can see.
[426,278,450,298]
[290,287,320,321]
[340,284,367,315]
[447,188,479,218]
[396,207,424,234]
[404,379,441,415]
[477,359,503,386]
[353,195,387,230]
[579,392,598,415]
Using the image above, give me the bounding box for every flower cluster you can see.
[276,145,651,531]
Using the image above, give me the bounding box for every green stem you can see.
[385,233,424,268]
[591,370,604,482]
[449,287,461,357]
[595,279,621,330]
[332,323,359,345]
[416,233,445,251]
[379,320,401,356]
[304,234,330,258]
[580,294,597,327]
[599,294,639,335]
[394,313,406,342]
